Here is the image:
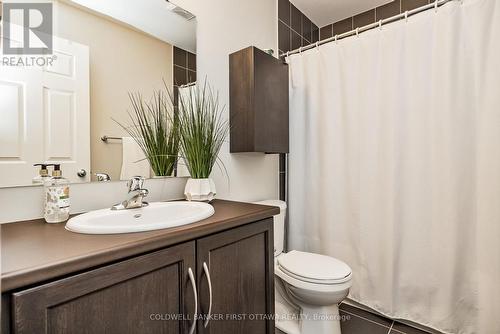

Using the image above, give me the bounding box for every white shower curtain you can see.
[287,1,500,333]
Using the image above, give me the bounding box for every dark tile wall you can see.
[173,45,196,110]
[172,46,196,176]
[173,46,196,87]
[277,0,318,202]
[319,0,435,41]
[278,0,319,57]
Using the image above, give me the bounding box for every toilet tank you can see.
[253,200,287,256]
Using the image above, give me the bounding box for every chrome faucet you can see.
[111,176,149,210]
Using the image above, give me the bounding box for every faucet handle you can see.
[127,176,145,192]
[95,172,111,182]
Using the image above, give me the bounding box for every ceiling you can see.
[291,0,393,27]
[66,0,197,52]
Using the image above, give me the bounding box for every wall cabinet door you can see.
[12,241,196,334]
[229,46,289,154]
[196,219,275,334]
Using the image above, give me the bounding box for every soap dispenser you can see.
[44,164,70,223]
[33,164,50,184]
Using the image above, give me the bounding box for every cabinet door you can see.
[197,219,275,334]
[229,46,289,154]
[12,242,196,334]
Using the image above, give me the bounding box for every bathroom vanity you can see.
[1,200,278,334]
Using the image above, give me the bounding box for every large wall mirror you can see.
[0,0,196,187]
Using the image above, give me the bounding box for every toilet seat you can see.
[275,265,352,294]
[277,250,352,285]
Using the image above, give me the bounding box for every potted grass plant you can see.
[115,86,179,177]
[177,81,228,201]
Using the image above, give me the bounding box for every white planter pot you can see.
[184,178,216,202]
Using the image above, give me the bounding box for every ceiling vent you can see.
[166,1,196,21]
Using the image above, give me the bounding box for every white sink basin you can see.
[66,201,215,234]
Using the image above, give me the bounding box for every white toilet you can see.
[254,200,352,334]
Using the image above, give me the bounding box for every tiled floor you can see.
[339,303,431,334]
[275,302,434,334]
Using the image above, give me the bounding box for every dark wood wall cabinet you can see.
[1,201,276,334]
[229,46,289,154]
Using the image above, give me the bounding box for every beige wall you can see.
[55,2,173,181]
[173,0,279,202]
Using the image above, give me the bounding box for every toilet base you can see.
[300,303,342,334]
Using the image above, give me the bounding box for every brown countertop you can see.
[1,199,279,292]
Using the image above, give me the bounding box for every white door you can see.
[43,37,90,183]
[0,36,90,186]
[0,58,44,187]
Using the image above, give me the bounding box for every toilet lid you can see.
[277,250,351,284]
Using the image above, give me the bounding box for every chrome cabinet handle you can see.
[203,262,213,328]
[188,267,198,334]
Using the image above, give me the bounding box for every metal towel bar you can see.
[101,135,122,142]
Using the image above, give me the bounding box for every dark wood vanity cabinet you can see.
[229,46,289,154]
[12,242,197,334]
[5,218,274,334]
[197,219,274,334]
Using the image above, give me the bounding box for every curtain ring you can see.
[315,41,320,51]
[334,34,338,44]
[434,0,439,12]
[299,46,303,54]
[378,20,383,30]
[286,51,290,58]
[356,27,359,37]
[404,11,409,22]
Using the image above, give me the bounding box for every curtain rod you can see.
[284,0,459,57]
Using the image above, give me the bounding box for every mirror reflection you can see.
[0,0,196,187]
